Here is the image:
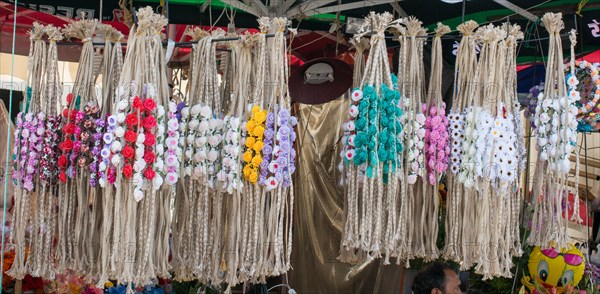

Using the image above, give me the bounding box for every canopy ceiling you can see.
[0,0,599,64]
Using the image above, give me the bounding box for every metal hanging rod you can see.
[53,31,283,47]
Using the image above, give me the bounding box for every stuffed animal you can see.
[521,244,586,293]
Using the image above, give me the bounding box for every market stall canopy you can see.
[1,0,599,63]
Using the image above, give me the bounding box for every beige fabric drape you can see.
[289,97,402,294]
[0,102,14,207]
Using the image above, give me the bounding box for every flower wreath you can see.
[378,81,402,184]
[406,105,426,185]
[164,101,181,186]
[268,107,297,189]
[457,106,478,188]
[352,85,379,178]
[40,113,60,186]
[260,112,276,189]
[424,102,449,185]
[447,109,465,175]
[564,60,600,131]
[205,116,224,188]
[218,115,243,194]
[242,105,267,184]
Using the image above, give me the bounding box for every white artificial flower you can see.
[191,105,202,116]
[180,107,190,117]
[209,118,218,129]
[207,150,219,162]
[114,126,125,138]
[118,100,128,111]
[137,133,146,144]
[135,147,144,158]
[198,121,209,132]
[200,106,212,118]
[157,105,165,117]
[169,102,177,113]
[134,160,146,172]
[111,154,122,166]
[152,175,163,190]
[155,159,164,171]
[156,144,165,155]
[133,188,144,202]
[188,119,200,130]
[231,117,241,129]
[117,113,126,124]
[111,141,123,152]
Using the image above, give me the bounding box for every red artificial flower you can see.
[57,155,68,167]
[63,123,75,135]
[144,133,156,146]
[122,145,135,159]
[143,168,156,180]
[60,139,74,152]
[66,93,73,104]
[133,96,143,110]
[143,151,156,164]
[143,98,157,112]
[122,165,133,178]
[142,116,157,130]
[59,172,67,183]
[126,113,139,126]
[125,130,137,143]
[69,109,77,120]
[62,108,69,118]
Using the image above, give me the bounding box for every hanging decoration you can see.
[530,12,578,251]
[339,12,404,264]
[443,20,478,264]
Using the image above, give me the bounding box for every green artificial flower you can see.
[380,116,389,128]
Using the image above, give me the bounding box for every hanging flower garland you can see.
[206,116,224,188]
[260,112,276,189]
[270,107,297,188]
[567,59,600,131]
[164,101,181,185]
[242,105,266,184]
[218,115,243,193]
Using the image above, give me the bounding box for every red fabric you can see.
[563,192,592,227]
[579,49,600,63]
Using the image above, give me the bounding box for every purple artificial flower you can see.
[278,109,290,125]
[262,144,273,156]
[266,112,275,125]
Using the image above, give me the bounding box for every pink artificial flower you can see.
[429,106,437,116]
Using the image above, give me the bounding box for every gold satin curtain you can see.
[289,98,402,294]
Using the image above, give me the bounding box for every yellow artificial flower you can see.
[253,125,265,138]
[243,150,253,163]
[245,137,256,148]
[252,105,261,114]
[243,165,251,179]
[254,111,267,124]
[251,155,262,167]
[249,172,259,183]
[246,120,256,133]
[253,141,264,152]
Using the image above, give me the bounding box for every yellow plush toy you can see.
[521,244,586,293]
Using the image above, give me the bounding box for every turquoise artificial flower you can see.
[356,117,367,130]
[368,125,377,136]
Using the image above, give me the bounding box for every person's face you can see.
[431,269,461,294]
